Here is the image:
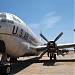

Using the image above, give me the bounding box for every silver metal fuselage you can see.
[0,13,42,57]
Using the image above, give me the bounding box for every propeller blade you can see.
[54,32,63,42]
[40,33,49,42]
[39,48,48,59]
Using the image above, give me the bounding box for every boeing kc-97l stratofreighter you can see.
[0,12,75,62]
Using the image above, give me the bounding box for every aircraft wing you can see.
[36,45,47,52]
[36,43,75,52]
[57,43,75,49]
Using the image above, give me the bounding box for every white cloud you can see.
[41,15,61,28]
[29,24,39,29]
[29,12,61,30]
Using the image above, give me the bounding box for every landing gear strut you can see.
[50,54,52,60]
[10,58,17,62]
[54,54,56,60]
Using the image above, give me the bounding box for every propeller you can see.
[39,48,48,59]
[40,34,49,42]
[54,32,63,42]
[40,32,63,43]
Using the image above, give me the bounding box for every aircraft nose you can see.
[0,18,14,34]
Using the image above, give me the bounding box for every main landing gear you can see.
[0,40,10,74]
[0,54,11,75]
[50,54,56,60]
[0,62,10,75]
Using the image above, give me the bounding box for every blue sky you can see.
[0,0,74,44]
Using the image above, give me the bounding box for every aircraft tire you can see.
[0,63,4,74]
[4,65,10,74]
[54,54,56,60]
[50,54,52,60]
[0,40,6,53]
[48,52,49,57]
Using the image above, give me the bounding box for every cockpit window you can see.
[7,20,14,24]
[0,13,6,18]
[1,18,7,22]
[1,18,14,24]
[12,15,20,23]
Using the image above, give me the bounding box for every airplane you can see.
[0,12,75,62]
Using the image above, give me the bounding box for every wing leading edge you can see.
[36,43,75,52]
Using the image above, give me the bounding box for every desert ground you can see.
[0,51,75,75]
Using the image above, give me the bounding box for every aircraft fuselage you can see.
[0,13,42,57]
